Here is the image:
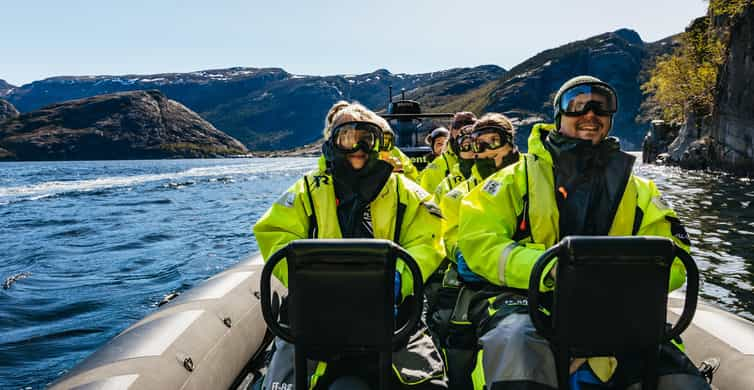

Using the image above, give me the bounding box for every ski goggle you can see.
[458,137,474,153]
[472,127,511,153]
[559,84,618,117]
[381,132,395,151]
[330,121,383,153]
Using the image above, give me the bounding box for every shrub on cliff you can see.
[641,16,724,124]
[710,0,752,17]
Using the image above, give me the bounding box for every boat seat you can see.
[260,239,425,390]
[528,236,699,390]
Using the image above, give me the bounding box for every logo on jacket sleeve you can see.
[482,180,501,196]
[446,188,463,200]
[423,201,444,219]
[275,191,296,208]
[651,195,671,211]
[403,178,431,200]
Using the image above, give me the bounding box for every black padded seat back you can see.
[553,236,674,355]
[286,239,395,354]
[529,236,699,390]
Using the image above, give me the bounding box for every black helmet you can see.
[425,127,450,146]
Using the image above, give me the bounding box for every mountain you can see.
[0,79,15,97]
[0,98,19,122]
[4,66,506,150]
[0,90,248,161]
[424,29,680,150]
[1,28,681,152]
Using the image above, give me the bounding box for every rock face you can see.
[4,66,505,150]
[0,98,19,122]
[642,120,680,163]
[434,29,679,150]
[711,4,754,173]
[0,90,248,161]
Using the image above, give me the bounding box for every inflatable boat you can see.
[49,236,754,390]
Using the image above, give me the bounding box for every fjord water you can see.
[0,157,752,389]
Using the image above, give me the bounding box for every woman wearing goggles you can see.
[432,124,477,203]
[471,115,520,180]
[330,121,383,169]
[255,101,447,389]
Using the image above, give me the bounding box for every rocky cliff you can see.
[428,29,679,150]
[0,90,248,161]
[711,3,754,173]
[0,99,19,122]
[4,66,505,150]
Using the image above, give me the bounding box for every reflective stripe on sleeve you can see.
[498,242,519,284]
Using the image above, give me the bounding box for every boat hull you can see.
[51,256,754,389]
[50,254,283,390]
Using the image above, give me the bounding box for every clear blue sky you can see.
[2,0,709,86]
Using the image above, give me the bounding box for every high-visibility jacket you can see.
[390,147,420,182]
[439,165,482,260]
[432,162,467,204]
[254,157,445,298]
[420,149,458,193]
[457,123,689,291]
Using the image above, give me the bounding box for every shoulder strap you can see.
[303,176,318,239]
[442,154,450,176]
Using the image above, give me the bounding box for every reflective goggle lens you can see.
[559,84,617,117]
[331,122,382,152]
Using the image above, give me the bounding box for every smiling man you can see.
[456,76,708,389]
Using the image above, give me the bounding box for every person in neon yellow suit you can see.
[254,101,448,389]
[457,76,708,389]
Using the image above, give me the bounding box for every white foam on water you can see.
[0,159,315,203]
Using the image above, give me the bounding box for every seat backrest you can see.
[286,239,396,355]
[528,236,699,390]
[552,236,674,355]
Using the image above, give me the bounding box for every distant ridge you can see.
[1,28,681,151]
[3,66,506,150]
[422,29,680,149]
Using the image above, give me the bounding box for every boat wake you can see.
[0,158,315,205]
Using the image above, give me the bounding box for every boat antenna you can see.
[401,88,406,100]
[388,86,393,105]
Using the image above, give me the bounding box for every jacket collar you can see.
[527,123,557,165]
